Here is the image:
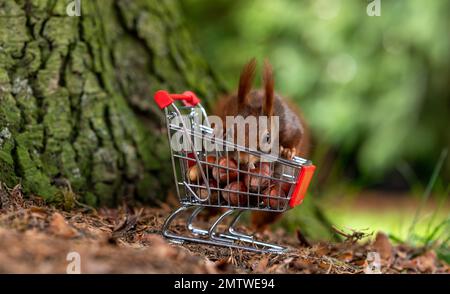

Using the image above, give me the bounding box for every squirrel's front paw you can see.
[280,146,296,160]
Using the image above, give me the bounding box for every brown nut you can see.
[272,181,293,194]
[201,155,217,171]
[187,164,202,182]
[222,181,247,206]
[262,186,286,209]
[243,162,272,192]
[212,157,238,183]
[205,155,217,164]
[196,179,219,203]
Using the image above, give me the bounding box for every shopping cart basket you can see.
[154,90,316,253]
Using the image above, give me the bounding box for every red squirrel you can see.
[213,58,311,230]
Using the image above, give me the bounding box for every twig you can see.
[332,226,371,243]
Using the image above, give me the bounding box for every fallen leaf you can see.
[215,258,232,272]
[29,206,48,219]
[315,243,331,256]
[372,232,392,261]
[49,212,77,238]
[292,258,312,270]
[266,263,280,273]
[254,256,269,273]
[111,213,140,239]
[396,250,407,259]
[318,261,330,270]
[411,250,436,273]
[141,234,177,258]
[354,259,368,267]
[337,251,353,262]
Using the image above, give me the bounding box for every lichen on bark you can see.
[0,0,224,205]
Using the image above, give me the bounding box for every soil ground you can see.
[0,184,448,274]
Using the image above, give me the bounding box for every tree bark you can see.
[0,0,223,206]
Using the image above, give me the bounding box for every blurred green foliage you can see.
[183,0,449,187]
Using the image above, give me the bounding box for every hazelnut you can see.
[262,186,287,209]
[186,155,219,182]
[212,157,238,183]
[222,181,247,206]
[272,181,293,194]
[205,155,217,164]
[197,179,219,203]
[187,164,202,182]
[243,162,272,192]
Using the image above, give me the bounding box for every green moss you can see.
[0,16,29,44]
[17,125,44,150]
[28,0,52,12]
[92,147,119,183]
[94,182,116,206]
[0,147,18,187]
[0,1,25,16]
[0,94,21,134]
[137,172,160,202]
[43,17,78,46]
[83,191,97,207]
[15,141,57,199]
[60,142,84,189]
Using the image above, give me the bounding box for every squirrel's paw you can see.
[279,146,296,160]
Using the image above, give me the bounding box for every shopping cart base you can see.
[162,205,289,254]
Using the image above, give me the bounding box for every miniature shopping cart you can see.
[154,90,316,253]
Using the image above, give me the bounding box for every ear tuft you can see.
[238,58,257,107]
[263,59,274,117]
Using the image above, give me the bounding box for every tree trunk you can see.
[0,0,223,206]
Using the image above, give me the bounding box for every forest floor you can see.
[0,184,448,274]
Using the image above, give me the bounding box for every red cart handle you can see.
[154,90,201,109]
[289,165,316,208]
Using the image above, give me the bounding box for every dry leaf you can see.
[292,258,311,270]
[337,251,353,262]
[411,251,437,273]
[396,250,407,259]
[354,259,368,267]
[49,212,77,238]
[318,261,330,270]
[215,258,232,272]
[141,234,177,258]
[372,232,392,261]
[111,213,140,239]
[315,244,331,256]
[254,256,269,273]
[204,260,219,274]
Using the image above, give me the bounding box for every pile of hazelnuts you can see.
[186,155,292,209]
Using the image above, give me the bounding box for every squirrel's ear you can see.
[238,58,256,107]
[263,59,274,117]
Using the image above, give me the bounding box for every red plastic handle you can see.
[154,90,201,109]
[289,165,316,208]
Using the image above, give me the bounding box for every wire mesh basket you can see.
[154,90,316,253]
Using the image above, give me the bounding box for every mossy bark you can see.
[0,0,223,206]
